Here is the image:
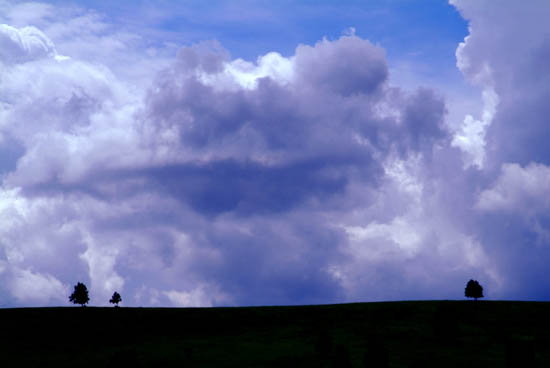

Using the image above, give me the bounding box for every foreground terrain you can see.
[0,301,547,367]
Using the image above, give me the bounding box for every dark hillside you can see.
[1,301,549,367]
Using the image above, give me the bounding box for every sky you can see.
[0,0,549,307]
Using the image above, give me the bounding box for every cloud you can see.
[0,17,460,307]
[0,2,55,27]
[7,267,68,305]
[477,163,550,214]
[0,24,58,64]
[294,35,388,96]
[6,0,550,307]
[450,0,550,300]
[146,35,447,163]
[164,284,232,307]
[451,0,550,168]
[226,52,294,89]
[451,88,498,168]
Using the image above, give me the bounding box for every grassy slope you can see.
[0,300,548,367]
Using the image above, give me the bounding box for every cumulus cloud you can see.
[451,0,550,168]
[164,284,232,307]
[3,0,549,307]
[477,163,550,213]
[0,16,462,307]
[451,88,498,168]
[7,267,68,305]
[294,35,388,96]
[450,0,550,300]
[226,52,294,89]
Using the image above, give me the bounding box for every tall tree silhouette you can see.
[465,279,483,301]
[69,282,90,307]
[109,291,122,307]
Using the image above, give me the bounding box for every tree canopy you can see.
[465,279,484,301]
[109,291,122,307]
[69,282,90,307]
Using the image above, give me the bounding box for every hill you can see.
[0,300,548,367]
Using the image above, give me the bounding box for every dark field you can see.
[1,301,548,367]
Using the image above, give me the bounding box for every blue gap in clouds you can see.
[46,0,467,64]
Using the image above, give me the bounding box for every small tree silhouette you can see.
[109,291,122,307]
[69,282,90,307]
[465,279,484,301]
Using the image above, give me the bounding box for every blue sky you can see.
[56,0,469,78]
[31,1,467,70]
[0,0,549,307]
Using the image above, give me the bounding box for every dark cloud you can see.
[294,35,388,96]
[146,159,352,216]
[176,40,230,75]
[400,88,447,154]
[192,216,348,305]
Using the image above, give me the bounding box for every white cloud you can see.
[452,87,498,168]
[1,2,55,26]
[80,229,124,305]
[8,266,68,304]
[164,284,232,307]
[477,163,550,213]
[224,52,294,90]
[0,23,58,64]
[345,218,422,260]
[451,0,550,167]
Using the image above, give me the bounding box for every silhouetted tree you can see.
[465,279,483,301]
[109,291,122,307]
[69,282,89,307]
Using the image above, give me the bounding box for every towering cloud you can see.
[0,0,548,307]
[451,0,550,168]
[0,19,459,306]
[451,0,550,299]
